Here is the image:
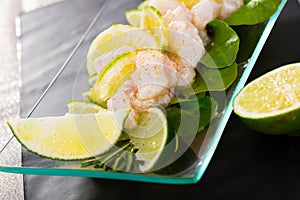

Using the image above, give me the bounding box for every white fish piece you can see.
[148,0,182,15]
[107,80,137,111]
[175,63,196,87]
[132,50,178,101]
[218,0,244,20]
[162,4,193,25]
[93,46,135,74]
[167,20,206,67]
[131,88,175,110]
[191,0,221,31]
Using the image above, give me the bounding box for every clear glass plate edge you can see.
[0,0,287,185]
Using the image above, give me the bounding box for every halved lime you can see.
[233,63,300,135]
[91,52,137,106]
[67,100,106,114]
[7,109,129,160]
[87,24,159,76]
[125,9,142,27]
[128,107,173,172]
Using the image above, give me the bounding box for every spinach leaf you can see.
[200,19,240,68]
[192,62,238,93]
[225,0,282,26]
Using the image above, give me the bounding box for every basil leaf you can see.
[225,0,282,26]
[200,19,240,68]
[193,62,238,93]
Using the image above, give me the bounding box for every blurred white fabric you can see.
[0,0,64,199]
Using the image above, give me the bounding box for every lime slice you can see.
[137,0,150,10]
[233,63,300,135]
[178,0,200,9]
[141,6,168,51]
[91,52,137,106]
[67,100,106,114]
[7,109,129,160]
[87,24,159,76]
[128,107,172,172]
[125,9,142,27]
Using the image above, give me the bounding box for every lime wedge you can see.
[91,52,137,106]
[141,6,168,51]
[87,24,159,76]
[67,100,106,114]
[128,107,173,172]
[125,9,142,27]
[7,109,129,160]
[233,63,300,135]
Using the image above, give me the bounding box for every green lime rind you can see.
[91,51,137,106]
[234,106,300,135]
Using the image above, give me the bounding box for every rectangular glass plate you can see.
[0,0,287,184]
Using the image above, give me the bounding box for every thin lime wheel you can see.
[233,62,300,135]
[87,24,159,76]
[91,52,137,106]
[7,109,129,160]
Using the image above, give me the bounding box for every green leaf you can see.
[225,0,282,26]
[167,96,219,135]
[193,62,238,93]
[200,20,240,68]
[233,22,266,63]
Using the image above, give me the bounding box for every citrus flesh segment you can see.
[128,107,170,172]
[233,63,300,135]
[8,110,128,160]
[67,100,106,114]
[91,52,137,106]
[86,24,159,76]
